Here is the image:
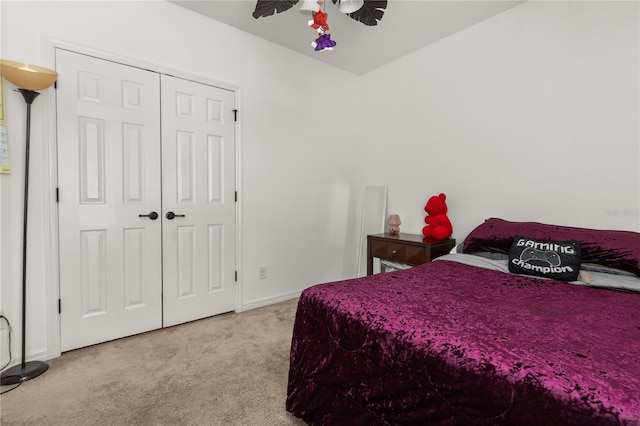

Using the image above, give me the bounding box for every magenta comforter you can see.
[286,260,640,425]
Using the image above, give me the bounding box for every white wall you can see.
[1,0,638,365]
[0,0,363,363]
[358,0,639,241]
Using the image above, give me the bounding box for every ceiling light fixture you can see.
[253,0,386,52]
[299,0,318,14]
[252,0,388,28]
[338,0,364,14]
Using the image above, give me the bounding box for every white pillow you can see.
[577,269,640,293]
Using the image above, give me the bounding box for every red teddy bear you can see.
[422,193,453,240]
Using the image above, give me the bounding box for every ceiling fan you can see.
[252,0,388,26]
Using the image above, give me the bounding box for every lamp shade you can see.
[299,0,319,14]
[338,0,364,14]
[0,59,58,91]
[388,214,401,235]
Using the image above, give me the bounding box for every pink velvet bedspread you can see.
[286,259,640,425]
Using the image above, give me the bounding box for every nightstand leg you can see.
[367,240,373,275]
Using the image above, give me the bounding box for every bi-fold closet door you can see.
[56,49,236,351]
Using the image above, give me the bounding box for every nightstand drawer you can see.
[369,240,389,258]
[386,242,407,262]
[370,240,427,265]
[367,233,456,275]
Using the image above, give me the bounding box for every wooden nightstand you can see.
[367,233,456,275]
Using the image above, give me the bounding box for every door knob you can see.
[165,211,185,220]
[138,211,159,220]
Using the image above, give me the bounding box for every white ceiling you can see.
[170,0,525,75]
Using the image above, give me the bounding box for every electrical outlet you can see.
[258,267,267,280]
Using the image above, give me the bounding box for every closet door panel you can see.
[161,74,236,327]
[57,49,162,351]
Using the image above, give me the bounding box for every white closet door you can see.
[57,49,163,351]
[160,75,236,327]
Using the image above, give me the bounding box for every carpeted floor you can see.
[0,298,306,426]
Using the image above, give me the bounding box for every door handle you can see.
[138,211,159,220]
[165,211,185,220]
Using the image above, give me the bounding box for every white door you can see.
[57,51,237,350]
[161,75,236,327]
[57,49,163,351]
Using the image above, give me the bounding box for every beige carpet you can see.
[0,298,306,426]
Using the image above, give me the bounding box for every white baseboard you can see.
[1,348,50,371]
[240,290,302,312]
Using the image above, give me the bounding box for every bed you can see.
[286,218,640,425]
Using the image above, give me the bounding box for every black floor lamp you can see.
[0,60,58,385]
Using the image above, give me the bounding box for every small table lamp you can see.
[388,214,401,235]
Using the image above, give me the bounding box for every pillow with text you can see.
[508,236,581,282]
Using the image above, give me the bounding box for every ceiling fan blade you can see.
[252,0,300,19]
[346,0,387,26]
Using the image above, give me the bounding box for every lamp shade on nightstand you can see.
[388,214,401,235]
[0,59,58,91]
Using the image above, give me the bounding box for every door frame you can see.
[42,38,243,359]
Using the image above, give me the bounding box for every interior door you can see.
[160,75,236,327]
[57,49,163,351]
[57,51,237,350]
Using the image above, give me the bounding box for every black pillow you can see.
[508,236,581,282]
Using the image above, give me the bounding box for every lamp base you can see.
[0,361,49,385]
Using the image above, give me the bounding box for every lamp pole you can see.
[0,88,49,385]
[0,60,57,385]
